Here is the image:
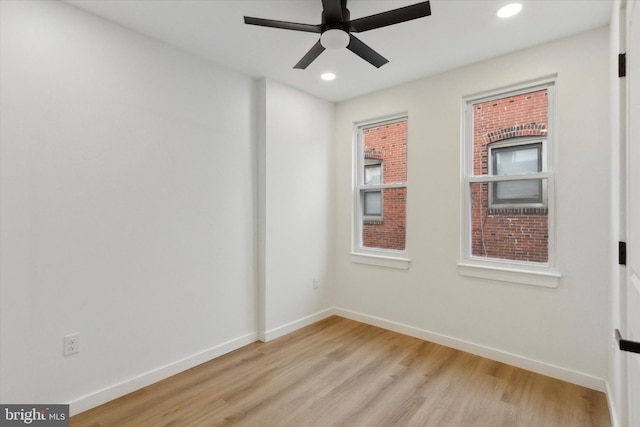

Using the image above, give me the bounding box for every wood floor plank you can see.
[71,316,610,427]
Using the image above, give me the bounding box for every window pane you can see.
[494,179,541,203]
[495,146,540,175]
[473,89,548,177]
[362,188,406,251]
[364,121,407,184]
[364,164,381,185]
[359,118,407,253]
[467,86,551,267]
[363,191,382,215]
[470,181,548,263]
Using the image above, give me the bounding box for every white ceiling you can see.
[64,0,612,102]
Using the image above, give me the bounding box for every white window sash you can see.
[356,182,408,190]
[466,172,552,183]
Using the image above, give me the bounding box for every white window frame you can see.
[458,78,560,287]
[351,113,410,270]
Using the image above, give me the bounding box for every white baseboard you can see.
[261,308,335,342]
[334,307,606,392]
[71,307,336,416]
[70,307,608,417]
[69,332,258,416]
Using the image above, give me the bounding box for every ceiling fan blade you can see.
[322,0,346,23]
[347,34,388,68]
[244,16,322,33]
[294,40,326,69]
[349,1,431,33]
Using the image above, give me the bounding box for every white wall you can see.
[334,27,611,389]
[0,0,258,413]
[258,79,334,339]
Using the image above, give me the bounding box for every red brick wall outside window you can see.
[362,120,407,250]
[471,89,549,263]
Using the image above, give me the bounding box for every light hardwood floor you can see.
[71,316,610,426]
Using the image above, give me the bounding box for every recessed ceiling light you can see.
[497,3,522,18]
[321,72,336,81]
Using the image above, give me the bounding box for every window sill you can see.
[363,219,384,225]
[457,261,560,288]
[351,252,410,270]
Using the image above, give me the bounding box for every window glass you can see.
[364,164,382,185]
[470,180,549,263]
[494,145,540,175]
[363,191,382,216]
[494,179,541,203]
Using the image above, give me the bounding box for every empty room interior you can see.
[1,0,639,426]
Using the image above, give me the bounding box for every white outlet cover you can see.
[64,333,80,356]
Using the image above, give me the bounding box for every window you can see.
[352,115,409,269]
[363,190,382,217]
[489,139,546,208]
[460,80,559,287]
[364,161,382,185]
[363,160,383,220]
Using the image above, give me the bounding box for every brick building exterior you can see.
[471,89,549,262]
[362,120,407,250]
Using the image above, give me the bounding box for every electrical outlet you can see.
[64,333,80,356]
[313,277,319,289]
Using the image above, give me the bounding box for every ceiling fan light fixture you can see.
[320,29,350,50]
[497,3,522,18]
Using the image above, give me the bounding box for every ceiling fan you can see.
[244,0,431,69]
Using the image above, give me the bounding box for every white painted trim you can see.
[69,332,258,416]
[457,262,560,287]
[350,252,410,270]
[334,307,606,392]
[462,74,559,104]
[261,308,335,342]
[605,380,621,427]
